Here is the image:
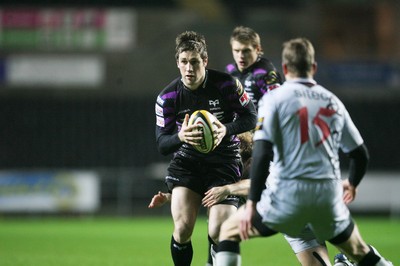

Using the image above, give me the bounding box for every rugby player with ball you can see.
[154,31,257,266]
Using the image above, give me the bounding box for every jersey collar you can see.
[286,78,317,87]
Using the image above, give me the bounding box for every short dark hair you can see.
[175,31,208,60]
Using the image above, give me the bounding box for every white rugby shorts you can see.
[256,177,351,242]
[284,227,325,254]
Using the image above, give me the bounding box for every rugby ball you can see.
[188,110,217,153]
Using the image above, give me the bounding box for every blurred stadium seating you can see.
[0,1,399,215]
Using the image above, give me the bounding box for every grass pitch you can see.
[0,215,398,265]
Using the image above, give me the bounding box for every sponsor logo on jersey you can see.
[239,91,250,106]
[155,104,163,116]
[255,117,264,131]
[213,111,224,121]
[156,116,165,127]
[157,96,164,106]
[235,79,244,95]
[209,99,219,107]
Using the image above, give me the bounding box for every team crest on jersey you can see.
[209,99,219,107]
[255,117,264,131]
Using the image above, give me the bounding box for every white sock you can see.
[215,251,241,266]
[210,244,216,265]
[375,258,394,266]
[369,245,393,266]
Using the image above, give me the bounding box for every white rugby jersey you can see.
[254,78,364,180]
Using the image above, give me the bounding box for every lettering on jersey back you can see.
[294,89,330,101]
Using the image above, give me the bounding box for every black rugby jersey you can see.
[226,57,282,107]
[155,69,257,163]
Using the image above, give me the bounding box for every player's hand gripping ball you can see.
[188,110,217,153]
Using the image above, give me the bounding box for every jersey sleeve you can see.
[340,106,364,153]
[224,78,258,136]
[155,94,182,155]
[260,70,282,93]
[255,60,282,95]
[253,93,277,143]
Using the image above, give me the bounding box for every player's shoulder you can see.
[225,63,238,75]
[157,77,181,104]
[207,69,237,86]
[253,58,277,72]
[208,68,234,79]
[159,77,181,95]
[260,82,294,104]
[314,83,339,99]
[251,58,281,83]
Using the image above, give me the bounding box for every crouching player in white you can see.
[215,38,393,266]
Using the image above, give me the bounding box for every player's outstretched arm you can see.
[202,179,250,208]
[148,191,171,208]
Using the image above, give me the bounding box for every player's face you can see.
[177,51,207,90]
[231,40,260,72]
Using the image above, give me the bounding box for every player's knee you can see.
[173,222,194,243]
[208,226,220,244]
[219,219,240,242]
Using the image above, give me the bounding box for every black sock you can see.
[207,236,214,265]
[217,240,240,254]
[170,236,193,266]
[357,246,381,266]
[207,235,216,264]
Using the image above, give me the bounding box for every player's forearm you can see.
[225,179,250,196]
[347,143,369,187]
[248,140,273,202]
[156,128,182,155]
[225,104,257,136]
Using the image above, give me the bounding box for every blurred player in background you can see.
[215,37,393,266]
[225,26,282,107]
[154,31,257,266]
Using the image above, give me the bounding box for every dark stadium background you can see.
[0,0,399,216]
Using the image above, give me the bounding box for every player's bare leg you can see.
[215,206,261,266]
[333,223,393,266]
[170,186,202,266]
[208,204,237,243]
[207,203,237,264]
[296,246,332,266]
